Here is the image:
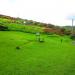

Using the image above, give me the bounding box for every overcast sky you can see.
[0,0,75,26]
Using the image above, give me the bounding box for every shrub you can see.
[70,35,75,40]
[0,25,8,31]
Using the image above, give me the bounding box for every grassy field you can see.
[0,18,43,33]
[0,31,75,75]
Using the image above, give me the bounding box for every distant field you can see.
[0,31,75,75]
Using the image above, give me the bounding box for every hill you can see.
[0,14,71,35]
[0,14,75,75]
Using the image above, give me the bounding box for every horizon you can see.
[0,0,75,26]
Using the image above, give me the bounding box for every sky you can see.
[0,0,75,26]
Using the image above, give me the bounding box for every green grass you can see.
[0,31,75,75]
[0,18,43,33]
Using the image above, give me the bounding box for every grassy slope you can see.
[0,18,43,33]
[0,31,75,75]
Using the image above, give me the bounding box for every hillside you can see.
[0,14,75,75]
[0,14,71,35]
[63,26,75,32]
[0,14,43,33]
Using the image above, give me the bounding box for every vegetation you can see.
[0,14,75,75]
[0,31,75,75]
[0,14,72,35]
[0,18,43,33]
[70,35,75,40]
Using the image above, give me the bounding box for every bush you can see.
[0,25,8,31]
[70,35,75,40]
